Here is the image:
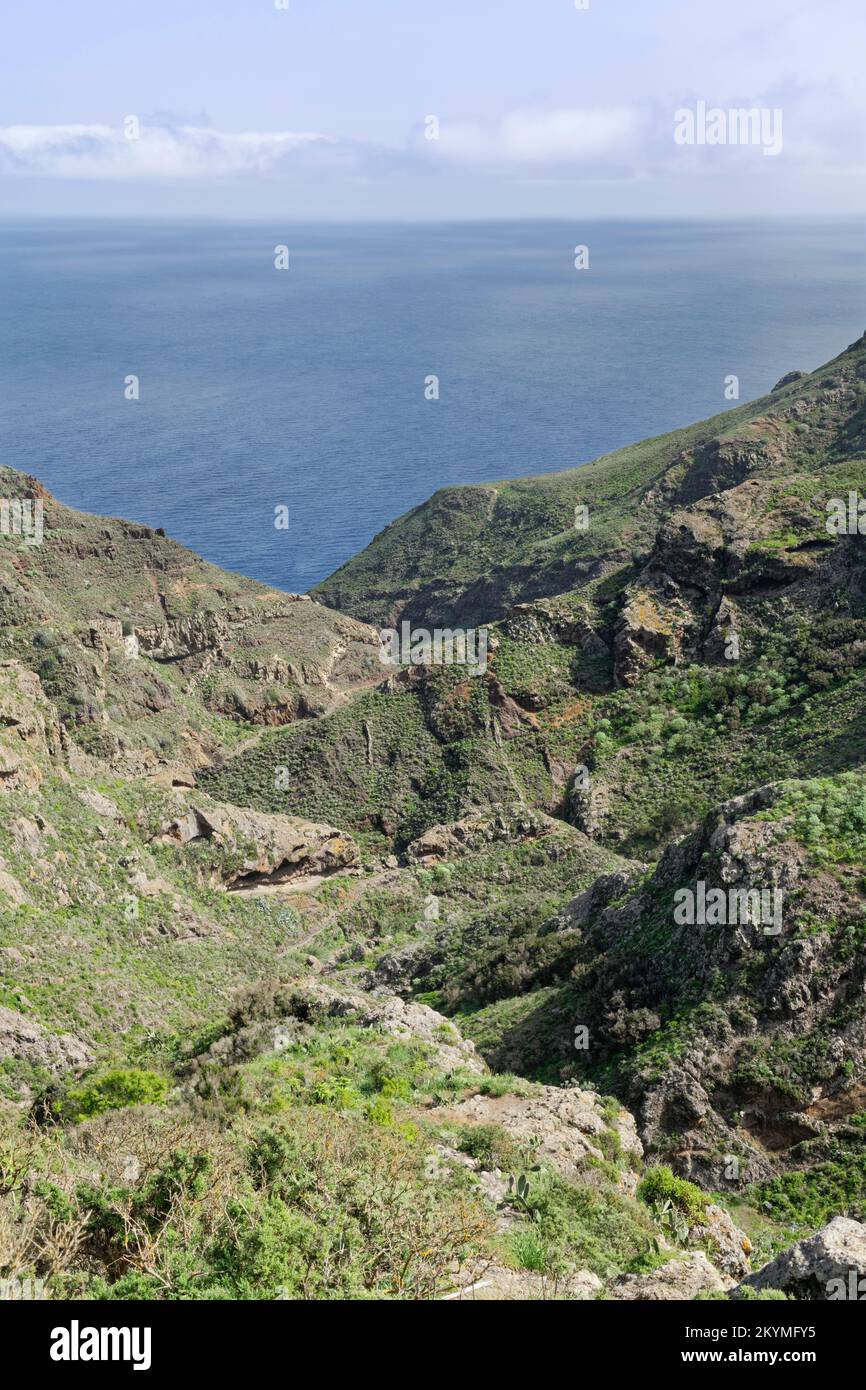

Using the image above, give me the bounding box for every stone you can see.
[610,1252,732,1300]
[154,798,360,888]
[0,1005,92,1074]
[445,1264,603,1301]
[0,869,30,908]
[444,1083,642,1181]
[690,1203,752,1280]
[733,1217,866,1300]
[406,805,559,865]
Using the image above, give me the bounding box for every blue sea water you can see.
[0,219,864,594]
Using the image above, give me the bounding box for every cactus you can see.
[506,1172,532,1211]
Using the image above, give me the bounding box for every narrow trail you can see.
[233,865,400,956]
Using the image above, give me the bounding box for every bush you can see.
[637,1166,709,1225]
[747,1157,866,1229]
[457,1123,518,1169]
[61,1069,169,1123]
[520,1171,657,1279]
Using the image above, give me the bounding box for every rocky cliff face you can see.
[529,778,866,1189]
[0,465,381,773]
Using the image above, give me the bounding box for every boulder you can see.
[690,1203,752,1280]
[444,1083,642,1181]
[155,798,360,888]
[733,1217,866,1300]
[772,370,807,391]
[10,815,54,857]
[0,1006,92,1074]
[405,805,559,865]
[609,1252,732,1301]
[367,940,437,996]
[613,589,688,687]
[0,867,30,908]
[310,983,485,1075]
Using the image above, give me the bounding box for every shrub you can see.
[510,1227,550,1272]
[521,1171,657,1279]
[637,1166,709,1225]
[61,1069,169,1123]
[747,1157,866,1229]
[457,1123,518,1169]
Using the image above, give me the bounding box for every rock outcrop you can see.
[443,1082,642,1181]
[0,464,380,771]
[445,1264,603,1301]
[733,1218,866,1301]
[539,779,866,1186]
[0,1006,92,1074]
[0,662,63,789]
[405,805,563,864]
[155,797,360,888]
[189,977,485,1078]
[610,1252,733,1301]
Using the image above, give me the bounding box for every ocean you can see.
[1,219,864,594]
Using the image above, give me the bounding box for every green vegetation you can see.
[57,1069,170,1123]
[4,333,866,1299]
[638,1166,711,1225]
[0,994,666,1300]
[747,1149,866,1231]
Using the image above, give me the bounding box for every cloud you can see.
[427,107,646,168]
[0,108,673,185]
[2,94,864,189]
[0,122,337,179]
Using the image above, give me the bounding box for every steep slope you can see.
[4,332,866,1301]
[447,772,866,1216]
[0,466,380,776]
[314,331,866,630]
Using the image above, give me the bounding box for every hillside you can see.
[314,333,866,632]
[214,336,866,858]
[0,465,380,776]
[2,333,866,1300]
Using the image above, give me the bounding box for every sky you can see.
[1,0,865,219]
